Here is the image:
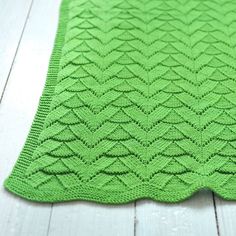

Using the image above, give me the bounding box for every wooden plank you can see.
[0,0,32,98]
[0,0,61,235]
[215,196,236,236]
[48,202,135,236]
[135,191,218,236]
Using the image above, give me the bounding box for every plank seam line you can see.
[0,0,34,103]
[46,203,53,236]
[212,192,221,236]
[134,201,137,236]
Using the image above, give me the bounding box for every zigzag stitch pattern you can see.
[4,0,236,203]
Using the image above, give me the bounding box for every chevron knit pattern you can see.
[4,0,236,203]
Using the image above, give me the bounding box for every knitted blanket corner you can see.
[4,0,236,203]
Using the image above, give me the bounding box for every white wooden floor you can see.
[0,1,236,235]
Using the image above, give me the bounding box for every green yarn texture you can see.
[4,0,236,203]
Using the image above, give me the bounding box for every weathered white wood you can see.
[0,0,32,97]
[215,196,236,236]
[0,0,61,235]
[136,190,218,236]
[48,202,135,236]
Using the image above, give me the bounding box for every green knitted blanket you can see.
[4,0,236,203]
